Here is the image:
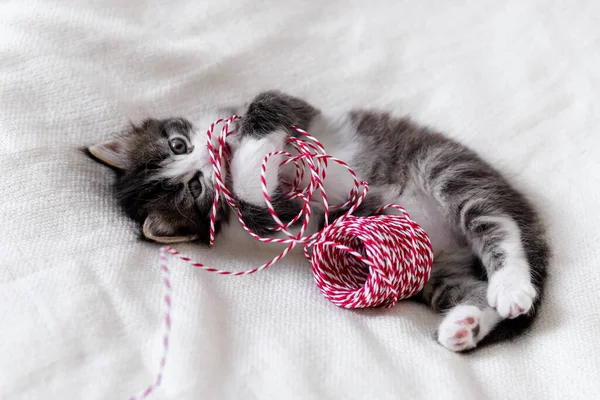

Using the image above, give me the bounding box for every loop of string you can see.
[129,116,433,400]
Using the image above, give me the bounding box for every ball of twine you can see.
[308,206,433,309]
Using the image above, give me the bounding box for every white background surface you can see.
[1,1,599,399]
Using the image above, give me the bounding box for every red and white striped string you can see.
[128,116,433,400]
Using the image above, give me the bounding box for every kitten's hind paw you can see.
[437,305,482,352]
[437,305,501,352]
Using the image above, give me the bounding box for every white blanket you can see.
[1,1,599,399]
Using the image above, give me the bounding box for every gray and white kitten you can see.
[88,91,549,352]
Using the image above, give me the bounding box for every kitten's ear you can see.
[142,213,199,244]
[88,138,128,170]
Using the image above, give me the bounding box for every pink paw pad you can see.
[454,329,468,339]
[508,306,526,318]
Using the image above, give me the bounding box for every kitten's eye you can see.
[169,138,188,155]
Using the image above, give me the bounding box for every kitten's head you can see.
[88,117,227,244]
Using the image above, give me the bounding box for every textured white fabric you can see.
[1,1,599,399]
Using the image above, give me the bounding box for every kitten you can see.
[87,91,549,352]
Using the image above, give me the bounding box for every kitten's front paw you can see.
[437,305,482,352]
[487,266,536,319]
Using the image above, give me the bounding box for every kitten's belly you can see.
[298,112,462,256]
[281,157,460,256]
[395,183,462,256]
